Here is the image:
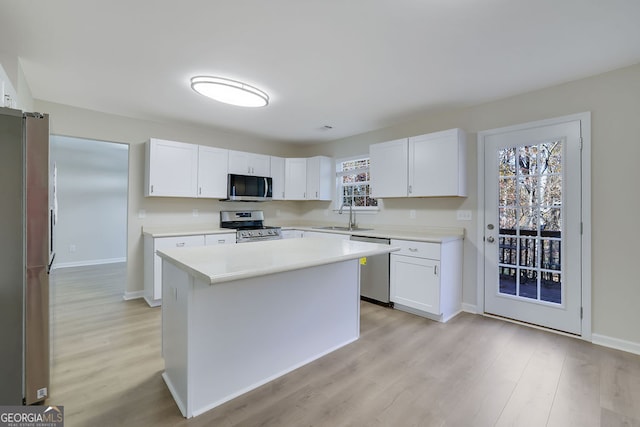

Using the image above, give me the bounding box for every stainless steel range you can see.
[220,210,282,243]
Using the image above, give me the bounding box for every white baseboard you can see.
[123,291,144,301]
[462,303,478,314]
[592,333,640,356]
[53,257,126,269]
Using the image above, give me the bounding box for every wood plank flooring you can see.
[49,263,640,426]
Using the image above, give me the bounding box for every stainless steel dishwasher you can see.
[350,235,391,305]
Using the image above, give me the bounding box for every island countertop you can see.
[156,238,399,285]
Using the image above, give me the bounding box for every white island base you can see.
[161,256,360,418]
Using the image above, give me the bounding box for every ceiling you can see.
[1,0,640,144]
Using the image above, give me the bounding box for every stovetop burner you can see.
[220,210,282,243]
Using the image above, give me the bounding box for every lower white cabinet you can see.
[144,234,206,307]
[281,229,304,239]
[390,238,462,322]
[205,233,236,245]
[303,231,350,240]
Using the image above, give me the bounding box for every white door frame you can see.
[476,112,592,340]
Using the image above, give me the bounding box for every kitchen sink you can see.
[312,226,373,232]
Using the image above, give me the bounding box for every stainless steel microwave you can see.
[226,174,273,201]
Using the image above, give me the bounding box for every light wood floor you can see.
[49,263,640,426]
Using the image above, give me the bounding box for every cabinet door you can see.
[281,230,304,239]
[251,154,271,176]
[198,146,228,198]
[228,151,271,176]
[228,150,251,175]
[409,128,466,197]
[303,231,350,240]
[270,156,286,200]
[284,158,307,200]
[146,139,198,197]
[306,156,332,200]
[153,235,205,301]
[204,233,236,245]
[390,254,441,315]
[369,139,408,198]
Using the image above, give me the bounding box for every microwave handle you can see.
[264,177,268,198]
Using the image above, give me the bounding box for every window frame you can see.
[334,155,380,212]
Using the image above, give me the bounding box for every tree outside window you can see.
[336,157,378,209]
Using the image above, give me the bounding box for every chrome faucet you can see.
[339,202,356,230]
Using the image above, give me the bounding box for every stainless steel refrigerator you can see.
[0,107,54,405]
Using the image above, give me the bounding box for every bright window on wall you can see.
[335,156,379,210]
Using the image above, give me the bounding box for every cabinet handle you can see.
[409,248,418,252]
[408,185,412,194]
[282,192,285,198]
[199,187,202,195]
[176,242,185,247]
[150,184,154,194]
[316,191,318,198]
[217,239,225,244]
[434,265,438,275]
[304,192,306,198]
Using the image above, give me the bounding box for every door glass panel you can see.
[497,140,563,304]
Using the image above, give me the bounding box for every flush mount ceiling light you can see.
[190,76,269,107]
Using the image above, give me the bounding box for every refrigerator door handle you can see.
[47,253,56,274]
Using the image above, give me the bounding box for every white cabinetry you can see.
[369,128,467,198]
[197,146,229,198]
[306,156,333,200]
[303,231,350,240]
[281,229,304,239]
[205,233,236,245]
[145,138,198,197]
[390,238,462,322]
[409,128,466,197]
[144,234,205,306]
[228,150,271,176]
[370,139,408,198]
[284,158,307,200]
[270,156,286,200]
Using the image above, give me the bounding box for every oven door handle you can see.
[264,177,268,198]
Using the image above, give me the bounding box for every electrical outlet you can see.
[456,210,472,221]
[409,210,416,219]
[69,244,76,253]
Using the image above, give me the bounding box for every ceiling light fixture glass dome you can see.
[190,76,269,107]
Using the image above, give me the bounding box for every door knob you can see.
[486,236,495,243]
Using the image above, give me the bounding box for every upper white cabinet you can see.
[409,128,466,197]
[197,146,229,198]
[306,156,333,201]
[228,150,271,176]
[369,128,467,198]
[270,156,286,200]
[145,138,198,197]
[284,158,307,200]
[369,138,408,198]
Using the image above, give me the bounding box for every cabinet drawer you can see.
[155,235,205,250]
[205,233,236,245]
[391,239,440,260]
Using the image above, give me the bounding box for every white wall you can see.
[35,100,307,299]
[299,62,640,348]
[51,135,128,268]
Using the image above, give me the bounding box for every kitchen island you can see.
[157,238,397,418]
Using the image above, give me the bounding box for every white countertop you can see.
[143,226,235,238]
[156,238,399,285]
[289,226,464,243]
[143,224,464,242]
